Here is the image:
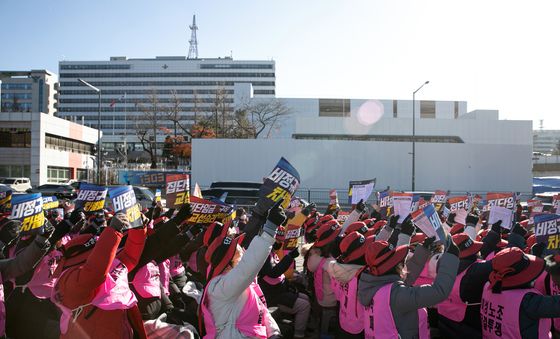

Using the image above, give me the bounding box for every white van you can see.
[1,178,32,192]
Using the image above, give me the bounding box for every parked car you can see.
[202,181,261,207]
[1,177,32,192]
[28,184,77,199]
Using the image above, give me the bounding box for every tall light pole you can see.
[78,79,102,185]
[412,80,429,191]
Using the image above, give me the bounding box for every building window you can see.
[200,64,273,69]
[319,99,351,117]
[0,165,30,178]
[60,64,131,70]
[0,83,32,90]
[420,100,436,119]
[76,169,88,180]
[292,134,464,143]
[1,93,32,100]
[58,89,234,95]
[38,79,44,112]
[59,72,275,78]
[59,81,275,87]
[45,134,93,155]
[393,100,398,118]
[454,101,459,119]
[0,128,31,147]
[47,166,71,183]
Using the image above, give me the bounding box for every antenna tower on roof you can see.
[188,15,199,59]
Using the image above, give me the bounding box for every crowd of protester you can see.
[0,187,559,339]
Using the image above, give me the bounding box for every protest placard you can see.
[485,192,516,211]
[392,192,413,223]
[254,157,301,216]
[42,196,59,210]
[448,195,470,212]
[75,183,107,212]
[348,179,376,205]
[377,189,392,218]
[534,214,560,250]
[430,190,448,211]
[11,193,44,235]
[488,206,514,230]
[108,186,143,229]
[411,204,446,240]
[186,195,234,224]
[166,173,190,207]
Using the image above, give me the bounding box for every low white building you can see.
[0,112,99,186]
[192,98,533,194]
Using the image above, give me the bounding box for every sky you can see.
[1,0,559,129]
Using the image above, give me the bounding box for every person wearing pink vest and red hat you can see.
[0,219,53,339]
[480,247,560,339]
[437,215,505,338]
[327,231,368,338]
[5,215,74,339]
[199,203,286,339]
[52,212,147,339]
[305,219,341,337]
[258,226,310,338]
[358,233,460,339]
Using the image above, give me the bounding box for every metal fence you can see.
[292,188,534,210]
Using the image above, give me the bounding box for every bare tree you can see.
[135,90,166,168]
[239,99,291,138]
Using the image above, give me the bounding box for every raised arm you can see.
[392,245,459,312]
[0,235,50,281]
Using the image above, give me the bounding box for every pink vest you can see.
[130,261,161,299]
[364,283,430,339]
[481,282,551,339]
[534,270,548,295]
[201,280,269,338]
[52,258,137,334]
[158,260,170,296]
[332,275,364,334]
[438,263,478,322]
[535,272,560,332]
[170,255,185,277]
[485,251,496,260]
[24,250,62,299]
[187,250,199,273]
[262,253,285,286]
[313,257,328,302]
[0,272,5,337]
[414,262,435,286]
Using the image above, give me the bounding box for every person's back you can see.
[53,214,146,339]
[358,237,459,339]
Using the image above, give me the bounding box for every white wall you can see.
[294,117,532,145]
[192,138,533,193]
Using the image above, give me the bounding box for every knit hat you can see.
[411,232,427,244]
[489,247,544,291]
[315,220,341,248]
[452,233,483,258]
[203,222,227,247]
[205,234,244,280]
[450,223,464,235]
[344,222,369,236]
[303,213,321,233]
[55,234,97,276]
[338,231,367,264]
[365,239,409,276]
[525,234,536,253]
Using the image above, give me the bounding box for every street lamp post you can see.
[78,79,102,185]
[412,80,430,191]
